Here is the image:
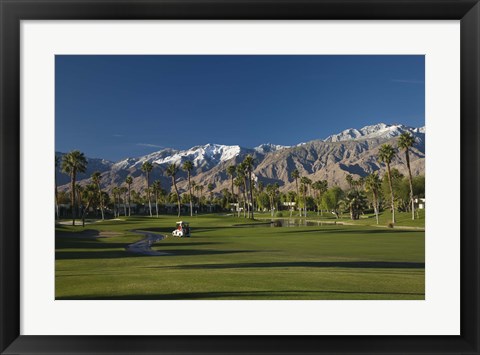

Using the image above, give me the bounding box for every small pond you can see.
[236,219,341,228]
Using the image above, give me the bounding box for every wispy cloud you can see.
[137,143,164,148]
[112,134,124,137]
[391,79,424,84]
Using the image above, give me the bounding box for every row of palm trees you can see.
[56,132,418,225]
[378,132,416,222]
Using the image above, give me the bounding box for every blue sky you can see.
[55,55,424,161]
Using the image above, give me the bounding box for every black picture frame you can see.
[1,1,479,354]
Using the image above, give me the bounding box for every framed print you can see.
[1,0,479,354]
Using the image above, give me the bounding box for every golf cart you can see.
[172,221,191,238]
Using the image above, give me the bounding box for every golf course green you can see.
[55,213,425,300]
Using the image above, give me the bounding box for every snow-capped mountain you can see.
[254,143,290,154]
[57,122,425,193]
[113,144,245,171]
[324,123,425,143]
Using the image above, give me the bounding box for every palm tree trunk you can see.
[373,191,379,225]
[155,191,159,218]
[188,173,193,217]
[242,188,247,218]
[295,179,300,216]
[55,181,59,220]
[249,172,254,219]
[117,194,121,218]
[70,172,76,226]
[405,150,415,220]
[243,179,248,218]
[98,184,104,220]
[172,178,181,218]
[82,200,92,228]
[303,190,307,217]
[128,185,131,216]
[386,163,396,223]
[123,191,127,216]
[146,173,152,217]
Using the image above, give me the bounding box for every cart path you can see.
[125,230,169,256]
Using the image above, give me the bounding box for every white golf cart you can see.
[172,221,191,238]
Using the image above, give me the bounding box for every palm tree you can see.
[341,190,368,220]
[226,165,236,202]
[207,183,215,205]
[166,163,181,217]
[191,181,197,203]
[80,184,97,227]
[266,183,279,217]
[91,171,105,220]
[243,155,255,219]
[234,177,244,217]
[312,180,328,215]
[152,180,161,217]
[346,174,354,190]
[378,144,397,223]
[291,169,300,216]
[398,132,416,220]
[125,176,133,216]
[61,150,88,226]
[300,176,311,217]
[237,163,248,218]
[365,173,381,224]
[182,160,194,217]
[141,162,153,217]
[120,186,128,216]
[198,185,204,210]
[55,156,60,220]
[112,186,120,218]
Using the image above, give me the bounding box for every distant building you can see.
[415,198,426,210]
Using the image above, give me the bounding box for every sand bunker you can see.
[125,230,169,256]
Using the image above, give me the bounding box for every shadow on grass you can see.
[153,261,425,270]
[281,228,423,235]
[56,289,425,300]
[56,249,259,260]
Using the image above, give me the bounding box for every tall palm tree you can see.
[80,184,97,227]
[182,160,194,217]
[191,181,197,203]
[226,165,236,202]
[291,169,300,216]
[198,185,204,210]
[141,162,153,217]
[378,144,397,223]
[300,176,311,217]
[152,180,161,217]
[125,176,133,216]
[61,150,88,226]
[166,163,181,217]
[243,155,255,219]
[207,183,215,203]
[365,173,381,224]
[112,186,120,218]
[91,171,105,220]
[118,186,127,216]
[55,156,60,220]
[237,163,248,218]
[398,132,416,220]
[234,177,244,217]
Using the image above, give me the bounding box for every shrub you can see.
[275,212,283,217]
[387,222,394,228]
[272,220,283,227]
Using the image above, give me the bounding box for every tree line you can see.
[55,132,423,226]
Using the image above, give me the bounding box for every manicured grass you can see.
[56,215,425,300]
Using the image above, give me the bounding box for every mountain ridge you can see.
[56,123,425,193]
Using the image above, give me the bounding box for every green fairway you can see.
[56,214,425,300]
